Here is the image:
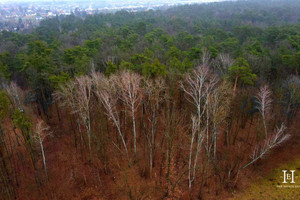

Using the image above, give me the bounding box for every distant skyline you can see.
[0,0,228,4]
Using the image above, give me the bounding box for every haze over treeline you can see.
[0,0,299,199]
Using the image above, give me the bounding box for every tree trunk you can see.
[39,136,48,180]
[132,104,137,159]
[233,75,239,94]
[116,125,130,166]
[188,129,195,190]
[87,120,92,155]
[149,146,153,179]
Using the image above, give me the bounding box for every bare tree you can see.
[54,80,83,149]
[5,82,26,147]
[188,115,203,190]
[207,81,232,159]
[239,123,290,171]
[181,65,217,189]
[201,48,211,66]
[143,77,166,178]
[32,119,52,179]
[54,81,77,113]
[91,72,110,91]
[92,73,130,165]
[231,87,290,186]
[73,76,93,153]
[6,82,24,111]
[255,85,272,139]
[181,65,214,121]
[116,71,143,159]
[215,53,234,76]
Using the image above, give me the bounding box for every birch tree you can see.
[239,124,290,172]
[255,84,272,139]
[116,71,143,159]
[53,80,81,149]
[207,81,231,159]
[92,72,130,165]
[233,86,290,185]
[32,119,51,180]
[188,115,203,190]
[74,76,93,153]
[181,65,217,189]
[5,82,24,111]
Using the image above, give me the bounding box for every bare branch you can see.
[32,119,52,179]
[241,123,290,171]
[215,53,234,75]
[92,72,130,165]
[6,82,25,110]
[181,65,218,189]
[255,84,273,138]
[201,48,211,66]
[115,70,143,158]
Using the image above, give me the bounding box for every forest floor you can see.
[229,112,300,200]
[11,107,300,199]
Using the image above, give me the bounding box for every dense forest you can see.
[0,0,300,199]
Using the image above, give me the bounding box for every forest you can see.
[0,0,300,199]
